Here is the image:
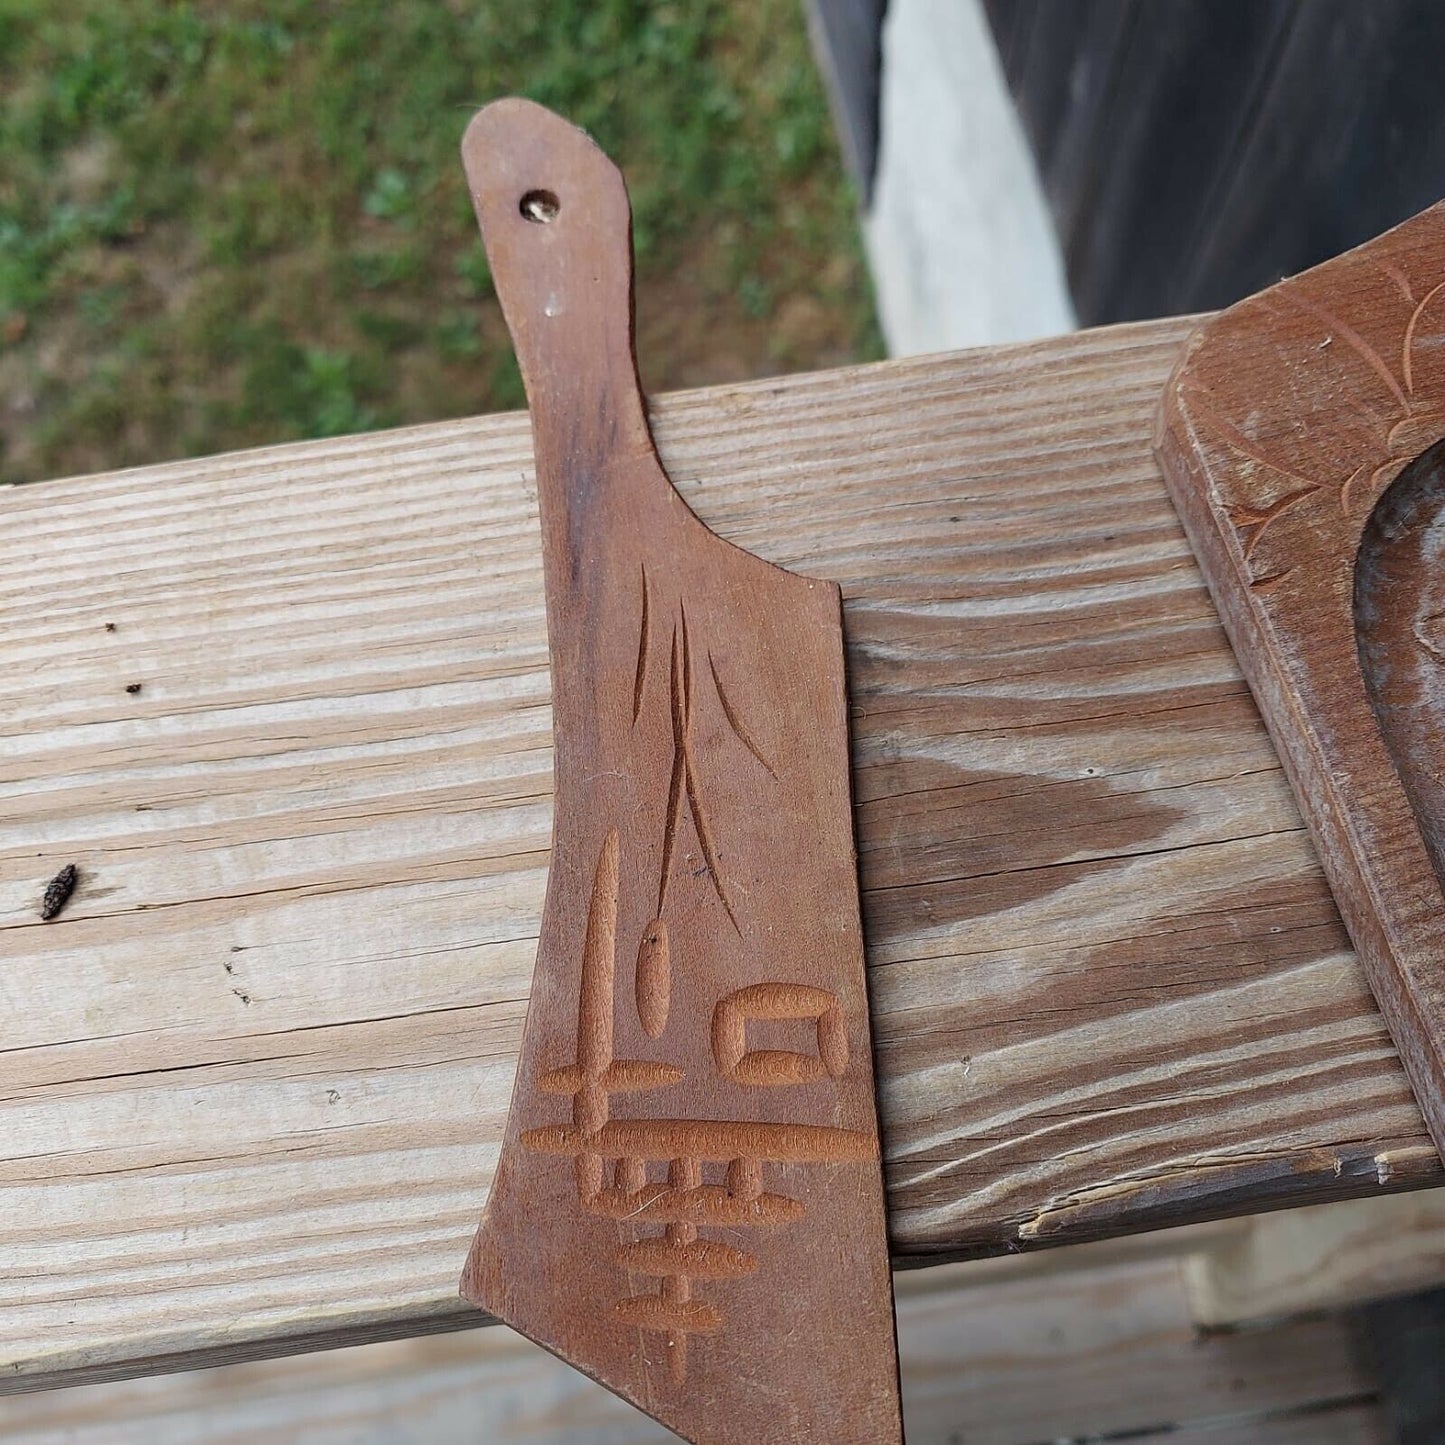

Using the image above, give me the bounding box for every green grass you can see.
[0,0,881,484]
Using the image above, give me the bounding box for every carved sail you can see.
[458,100,902,1443]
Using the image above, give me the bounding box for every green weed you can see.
[0,0,880,483]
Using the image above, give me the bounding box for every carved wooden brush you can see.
[457,99,903,1443]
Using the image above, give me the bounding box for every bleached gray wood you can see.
[2,317,1436,1389]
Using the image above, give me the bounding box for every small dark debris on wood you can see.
[41,864,78,921]
[124,682,142,695]
[104,622,117,633]
[231,988,251,1005]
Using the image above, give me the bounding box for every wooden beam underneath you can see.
[0,1244,1385,1443]
[1,316,1438,1388]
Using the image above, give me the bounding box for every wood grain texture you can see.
[454,99,897,1444]
[0,1247,1386,1444]
[3,313,1441,1390]
[896,1257,1375,1445]
[1157,201,1445,1162]
[1185,1188,1445,1327]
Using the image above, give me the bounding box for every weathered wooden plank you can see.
[0,1330,674,1445]
[1127,1404,1389,1445]
[984,0,1445,326]
[897,1257,1374,1445]
[1,315,1439,1388]
[0,1250,1384,1444]
[1186,1190,1445,1327]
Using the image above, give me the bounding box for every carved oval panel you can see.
[1355,436,1445,885]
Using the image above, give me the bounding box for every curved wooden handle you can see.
[458,99,901,1445]
[461,98,655,484]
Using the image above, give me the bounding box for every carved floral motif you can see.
[1178,257,1445,587]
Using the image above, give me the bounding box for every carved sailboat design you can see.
[457,100,902,1443]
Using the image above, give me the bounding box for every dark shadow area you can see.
[1353,1288,1445,1444]
[984,0,1445,326]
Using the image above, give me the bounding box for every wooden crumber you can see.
[1157,201,1445,1159]
[457,101,901,1442]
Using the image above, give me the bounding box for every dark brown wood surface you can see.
[1157,200,1445,1161]
[985,0,1445,326]
[455,100,900,1444]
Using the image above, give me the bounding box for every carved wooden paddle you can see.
[458,99,902,1443]
[1156,202,1445,1162]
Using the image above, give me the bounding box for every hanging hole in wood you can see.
[519,189,559,223]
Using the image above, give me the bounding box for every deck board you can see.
[2,315,1438,1387]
